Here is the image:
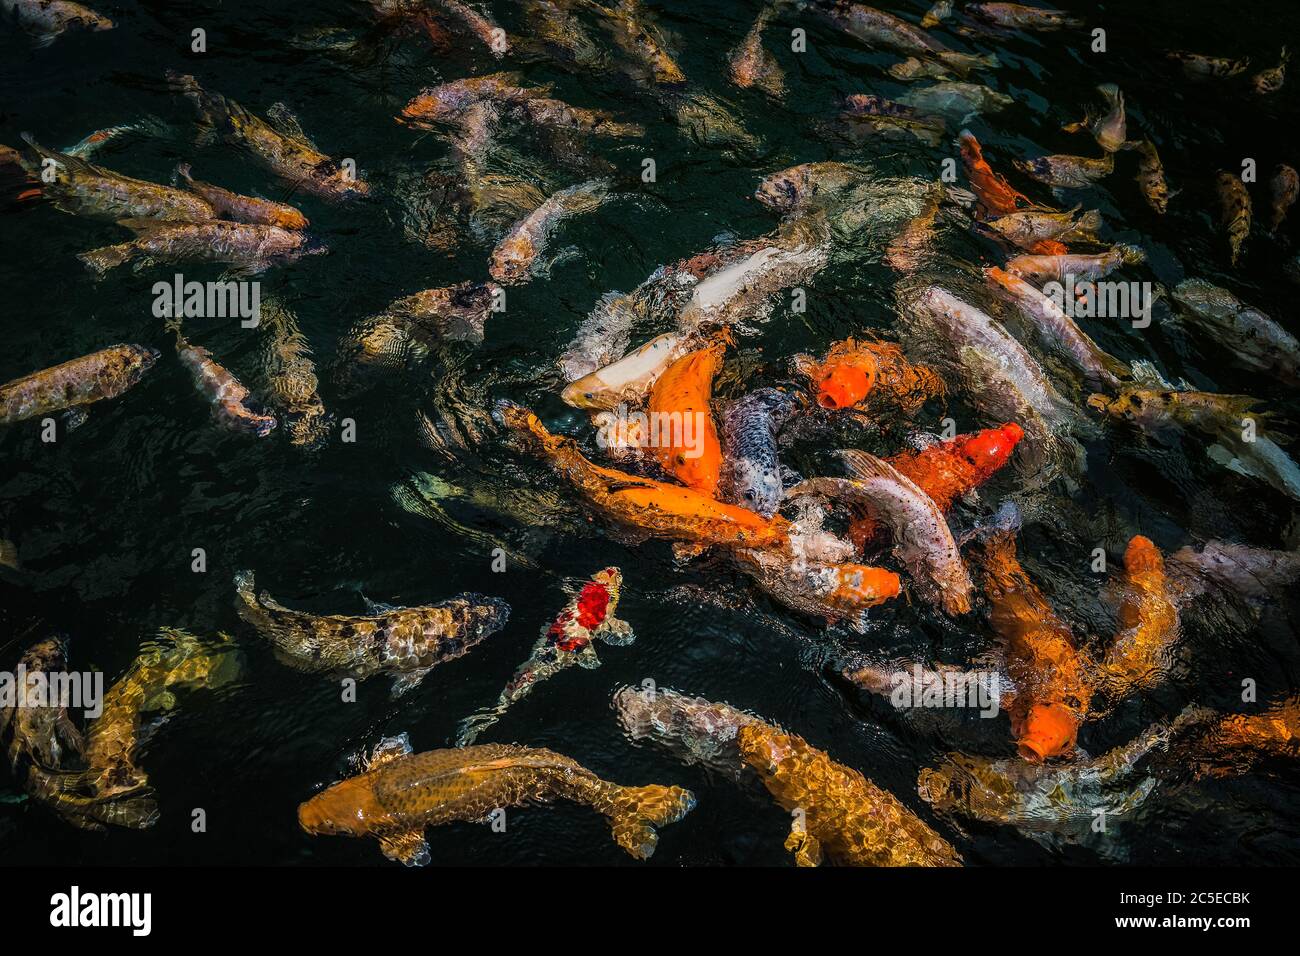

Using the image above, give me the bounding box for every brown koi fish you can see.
[174,163,309,230]
[173,327,277,437]
[0,344,158,427]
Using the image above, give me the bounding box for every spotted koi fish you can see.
[173,328,277,437]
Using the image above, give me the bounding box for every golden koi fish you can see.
[299,734,695,864]
[0,344,158,427]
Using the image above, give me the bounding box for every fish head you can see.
[561,374,613,411]
[728,458,783,516]
[735,725,797,781]
[297,778,386,836]
[915,763,960,809]
[811,355,877,410]
[953,422,1024,480]
[489,235,532,284]
[754,164,810,213]
[1016,702,1079,762]
[1123,535,1165,575]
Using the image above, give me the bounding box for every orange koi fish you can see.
[494,401,789,553]
[1098,536,1181,695]
[793,339,943,413]
[973,525,1093,761]
[958,129,1041,219]
[646,340,724,495]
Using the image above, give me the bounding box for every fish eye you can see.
[744,489,756,501]
[676,454,687,466]
[584,392,595,401]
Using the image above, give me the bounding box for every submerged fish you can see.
[1087,388,1300,502]
[489,179,610,284]
[1167,540,1300,605]
[1252,47,1289,95]
[1166,50,1250,79]
[174,327,276,437]
[966,3,1082,30]
[789,451,975,616]
[168,72,369,200]
[919,710,1204,834]
[13,134,214,223]
[432,0,509,55]
[985,206,1103,249]
[299,734,695,864]
[728,5,785,98]
[400,73,545,128]
[841,94,946,146]
[815,0,996,76]
[970,523,1093,761]
[614,685,960,865]
[754,161,866,215]
[1216,171,1252,268]
[1127,138,1171,214]
[2,0,112,46]
[1062,84,1126,153]
[594,0,687,87]
[234,570,510,696]
[4,638,82,774]
[898,81,1012,121]
[1181,696,1300,779]
[1015,152,1114,190]
[0,344,158,427]
[260,301,330,447]
[457,568,633,745]
[886,180,946,272]
[958,130,1041,219]
[79,218,324,276]
[733,546,902,624]
[1097,536,1182,696]
[984,266,1128,389]
[1171,279,1300,386]
[677,242,829,331]
[1269,164,1298,234]
[494,401,790,552]
[1005,244,1144,284]
[719,388,799,516]
[174,163,309,230]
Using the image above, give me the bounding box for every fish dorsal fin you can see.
[265,102,317,150]
[20,132,104,179]
[363,733,413,772]
[836,449,909,486]
[378,828,431,867]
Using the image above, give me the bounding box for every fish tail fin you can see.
[1117,243,1147,266]
[0,144,41,211]
[603,784,696,860]
[77,243,134,275]
[233,569,276,631]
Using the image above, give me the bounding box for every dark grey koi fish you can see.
[234,570,510,697]
[719,388,799,517]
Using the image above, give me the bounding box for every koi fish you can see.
[789,451,975,615]
[1005,244,1145,284]
[792,338,879,410]
[886,180,946,272]
[966,3,1082,30]
[1097,536,1181,696]
[1269,164,1298,234]
[754,160,865,214]
[719,388,798,516]
[1216,171,1252,268]
[493,401,790,552]
[562,332,696,411]
[919,711,1206,835]
[1014,152,1114,190]
[456,568,633,745]
[298,734,695,864]
[897,81,1013,121]
[841,94,946,146]
[646,341,725,495]
[1126,138,1171,214]
[1167,541,1300,606]
[847,423,1023,548]
[1181,697,1300,779]
[0,344,158,427]
[173,328,277,436]
[2,0,112,46]
[1166,51,1250,79]
[733,547,902,624]
[78,218,325,275]
[514,97,644,137]
[815,0,996,77]
[1252,46,1289,95]
[432,0,508,56]
[168,72,369,200]
[591,0,687,87]
[489,179,610,284]
[399,73,546,128]
[1171,279,1300,386]
[3,638,82,774]
[728,5,785,98]
[613,685,960,865]
[985,206,1103,250]
[12,134,214,223]
[984,266,1129,389]
[958,129,1041,219]
[1061,83,1126,153]
[260,301,330,447]
[234,570,510,697]
[174,163,309,230]
[969,523,1092,761]
[1087,388,1300,501]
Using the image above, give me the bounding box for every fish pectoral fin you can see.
[389,669,431,698]
[62,407,90,431]
[363,732,414,771]
[378,828,431,867]
[785,826,823,867]
[597,617,635,646]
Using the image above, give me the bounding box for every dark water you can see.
[2,0,1299,865]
